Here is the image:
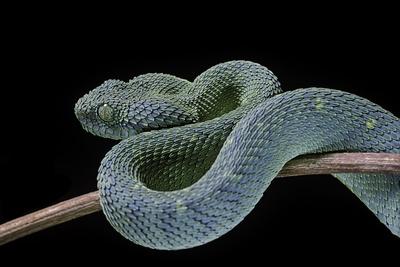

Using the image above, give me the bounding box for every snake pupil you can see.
[98,104,114,122]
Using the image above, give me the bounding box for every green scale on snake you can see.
[75,61,400,250]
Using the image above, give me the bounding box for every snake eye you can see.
[98,104,114,122]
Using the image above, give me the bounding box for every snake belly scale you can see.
[74,61,400,250]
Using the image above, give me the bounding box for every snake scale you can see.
[75,61,400,250]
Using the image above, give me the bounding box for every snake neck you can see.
[176,61,282,121]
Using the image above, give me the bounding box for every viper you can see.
[75,61,400,250]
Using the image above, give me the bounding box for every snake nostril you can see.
[74,108,81,117]
[75,108,86,121]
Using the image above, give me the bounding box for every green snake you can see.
[74,60,400,250]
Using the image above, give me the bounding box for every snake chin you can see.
[77,118,137,140]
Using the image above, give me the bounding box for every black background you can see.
[1,12,399,264]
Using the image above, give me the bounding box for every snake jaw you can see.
[75,96,198,140]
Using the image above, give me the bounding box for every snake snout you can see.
[74,107,85,122]
[74,95,89,120]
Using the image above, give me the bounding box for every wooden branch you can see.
[0,192,100,246]
[277,152,400,177]
[1,152,399,246]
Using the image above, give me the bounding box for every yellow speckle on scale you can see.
[231,174,242,181]
[132,183,141,189]
[315,98,324,110]
[225,137,233,145]
[366,118,376,129]
[176,200,187,213]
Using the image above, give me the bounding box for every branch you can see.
[1,152,399,246]
[0,191,100,246]
[278,152,400,177]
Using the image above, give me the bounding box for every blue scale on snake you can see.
[74,61,400,250]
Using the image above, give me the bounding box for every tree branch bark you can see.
[1,152,399,246]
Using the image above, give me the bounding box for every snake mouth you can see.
[76,113,197,140]
[76,117,137,140]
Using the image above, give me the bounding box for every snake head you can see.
[75,79,198,140]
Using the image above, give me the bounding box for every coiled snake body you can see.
[75,61,400,250]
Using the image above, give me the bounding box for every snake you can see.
[74,60,400,250]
